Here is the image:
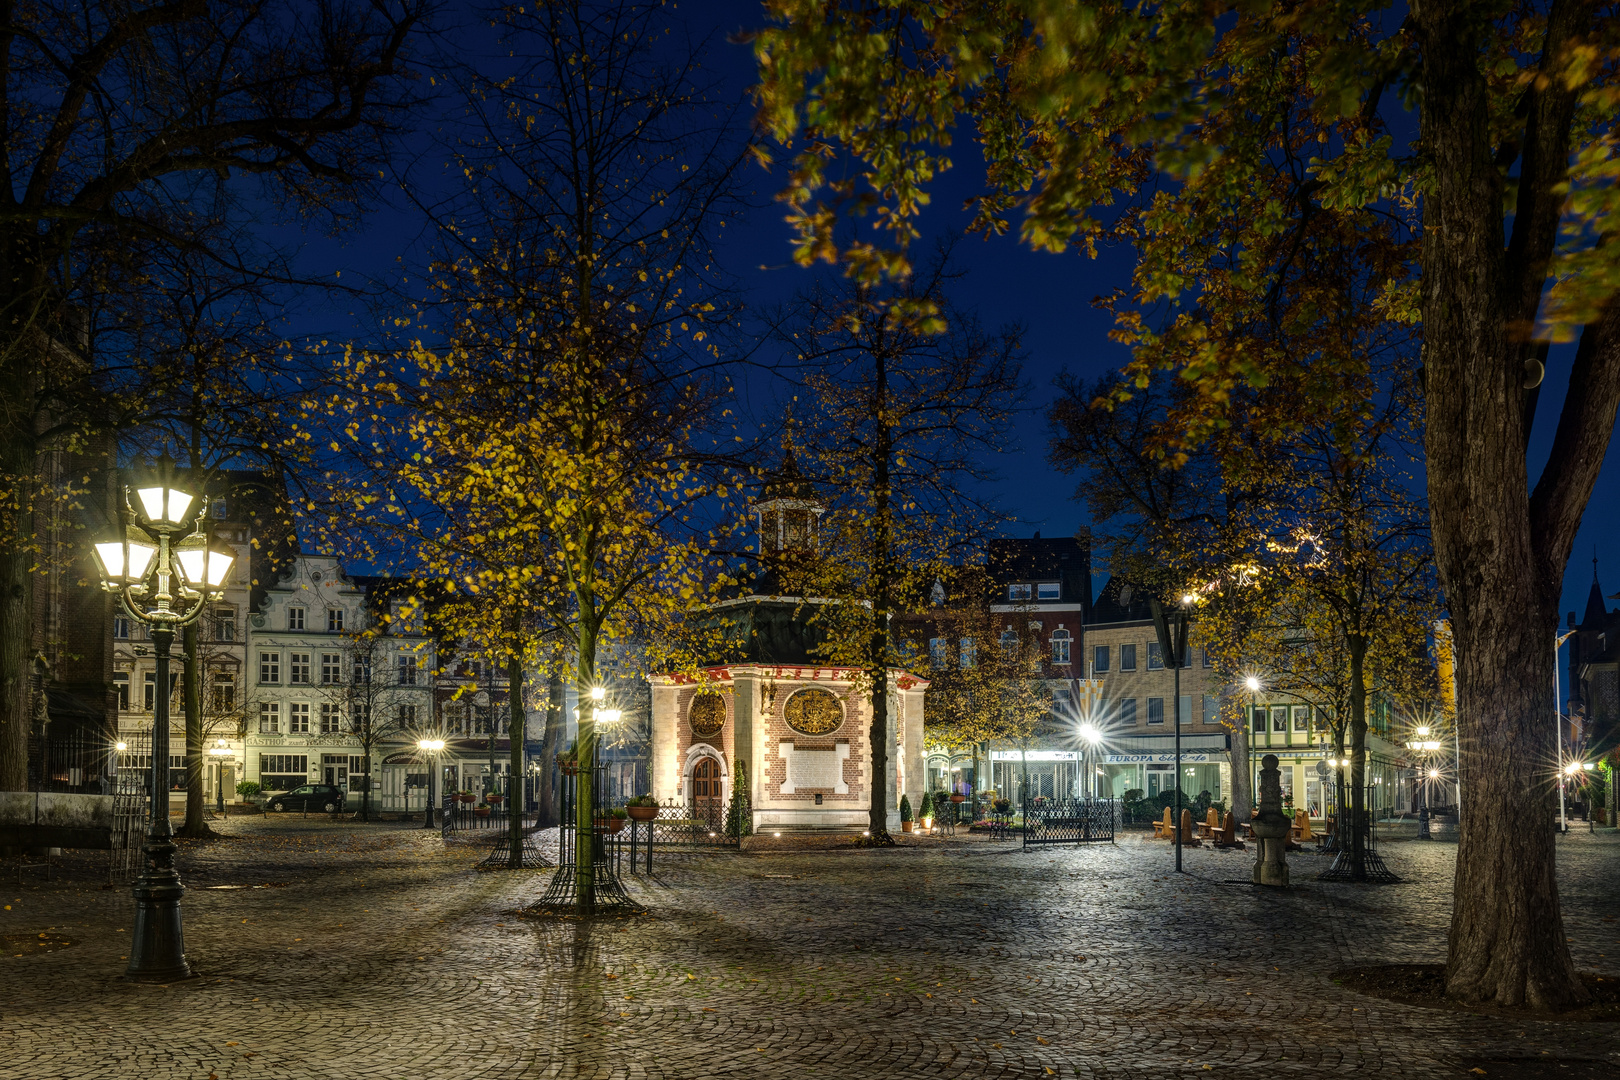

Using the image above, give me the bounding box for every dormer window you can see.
[1008,583,1032,601]
[1037,582,1060,600]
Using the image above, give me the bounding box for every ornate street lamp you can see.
[91,454,234,981]
[417,738,446,828]
[208,742,233,814]
[1150,591,1196,872]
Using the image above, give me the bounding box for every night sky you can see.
[288,0,1618,624]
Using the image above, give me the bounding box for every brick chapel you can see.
[647,451,928,832]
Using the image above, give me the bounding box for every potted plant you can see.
[456,790,477,805]
[594,808,627,834]
[949,789,966,804]
[235,780,261,805]
[484,792,504,805]
[900,794,914,832]
[625,794,659,822]
[992,797,1011,814]
[919,791,934,830]
[556,741,579,775]
[474,803,492,818]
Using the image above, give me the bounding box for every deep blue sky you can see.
[287,0,1617,623]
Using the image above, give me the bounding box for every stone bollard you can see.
[1251,753,1291,887]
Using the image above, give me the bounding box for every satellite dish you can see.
[1119,584,1134,606]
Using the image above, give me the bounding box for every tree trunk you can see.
[574,617,598,915]
[178,622,212,838]
[1419,0,1589,1010]
[539,671,564,827]
[506,650,526,868]
[1347,638,1368,881]
[1227,724,1252,823]
[0,537,30,793]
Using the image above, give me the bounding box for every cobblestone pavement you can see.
[2,818,1617,1080]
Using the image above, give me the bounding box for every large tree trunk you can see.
[1347,638,1368,880]
[1227,725,1252,823]
[0,538,31,792]
[506,650,526,868]
[178,622,212,838]
[1419,0,1589,1010]
[574,617,598,915]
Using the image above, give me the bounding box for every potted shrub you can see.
[485,792,504,805]
[949,789,966,804]
[900,794,914,832]
[235,780,261,805]
[625,794,659,822]
[919,792,934,830]
[556,741,579,775]
[992,797,1011,814]
[594,808,627,834]
[456,790,477,805]
[474,804,492,818]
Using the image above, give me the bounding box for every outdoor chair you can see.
[1152,806,1174,839]
[1212,811,1245,849]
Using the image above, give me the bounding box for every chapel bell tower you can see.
[753,446,823,557]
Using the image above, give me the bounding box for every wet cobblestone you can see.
[1,819,1616,1079]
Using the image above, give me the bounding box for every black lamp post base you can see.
[127,876,190,980]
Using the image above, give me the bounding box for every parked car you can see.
[265,784,346,813]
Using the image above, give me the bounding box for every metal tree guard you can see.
[533,754,632,911]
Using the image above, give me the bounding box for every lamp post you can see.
[1077,722,1101,800]
[208,742,232,814]
[417,739,445,828]
[1150,591,1196,872]
[91,454,234,981]
[1554,630,1576,832]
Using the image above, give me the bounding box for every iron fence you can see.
[1021,797,1118,847]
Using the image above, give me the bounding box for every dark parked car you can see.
[266,784,346,813]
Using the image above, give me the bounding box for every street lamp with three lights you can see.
[91,455,235,981]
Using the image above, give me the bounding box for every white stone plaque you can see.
[778,740,850,794]
[790,749,840,790]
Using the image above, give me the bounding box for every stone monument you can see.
[1251,753,1291,887]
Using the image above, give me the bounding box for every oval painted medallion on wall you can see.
[688,695,726,738]
[783,687,844,736]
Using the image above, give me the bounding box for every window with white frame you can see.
[1050,629,1072,665]
[113,616,131,639]
[960,637,976,668]
[397,655,418,686]
[327,608,344,632]
[289,653,311,684]
[1008,583,1033,600]
[999,629,1018,655]
[259,702,281,733]
[289,702,311,733]
[214,607,236,641]
[353,658,370,685]
[321,653,342,684]
[1036,582,1060,600]
[929,637,948,668]
[259,652,280,684]
[287,606,305,631]
[112,672,129,710]
[395,702,417,727]
[320,702,342,734]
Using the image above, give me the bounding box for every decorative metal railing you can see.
[1020,797,1118,847]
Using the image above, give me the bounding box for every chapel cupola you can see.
[753,445,823,557]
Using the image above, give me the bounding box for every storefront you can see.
[1096,733,1232,802]
[988,749,1084,803]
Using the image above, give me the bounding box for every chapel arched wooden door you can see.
[690,757,723,824]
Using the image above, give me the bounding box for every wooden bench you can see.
[1212,810,1245,849]
[1151,807,1174,839]
[1195,807,1220,839]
